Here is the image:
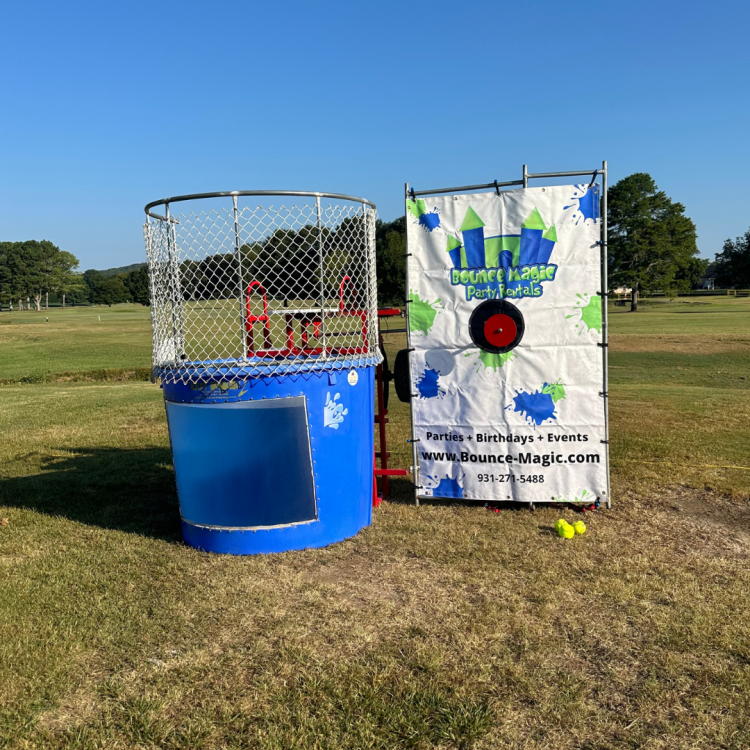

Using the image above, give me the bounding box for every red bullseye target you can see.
[483,314,517,349]
[469,300,525,354]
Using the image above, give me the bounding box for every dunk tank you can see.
[143,191,381,554]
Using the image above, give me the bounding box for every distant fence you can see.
[612,289,750,303]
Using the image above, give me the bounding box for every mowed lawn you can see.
[0,305,151,382]
[1,300,750,749]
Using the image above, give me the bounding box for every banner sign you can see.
[406,185,608,504]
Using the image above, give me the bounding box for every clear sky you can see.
[1,0,748,270]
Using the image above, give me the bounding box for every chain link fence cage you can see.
[143,191,382,384]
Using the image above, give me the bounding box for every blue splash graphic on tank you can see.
[564,184,600,225]
[323,391,348,429]
[416,368,445,399]
[508,380,566,426]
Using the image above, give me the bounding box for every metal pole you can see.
[165,203,184,362]
[143,219,160,382]
[364,201,378,356]
[601,160,611,508]
[404,183,420,506]
[232,195,246,362]
[411,178,523,198]
[316,196,327,357]
[523,164,528,188]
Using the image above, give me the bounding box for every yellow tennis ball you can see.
[561,523,575,539]
[555,518,565,533]
[573,520,587,535]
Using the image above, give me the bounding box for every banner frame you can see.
[404,162,610,508]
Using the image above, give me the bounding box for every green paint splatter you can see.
[407,199,426,219]
[409,291,440,335]
[465,349,516,372]
[566,293,602,335]
[542,378,566,403]
[552,489,595,504]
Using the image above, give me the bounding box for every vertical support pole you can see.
[523,164,528,188]
[363,201,377,355]
[315,196,327,357]
[404,182,420,506]
[143,219,159,382]
[233,194,247,362]
[165,203,185,362]
[601,160,611,508]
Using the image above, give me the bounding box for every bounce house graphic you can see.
[446,206,558,270]
[448,206,560,301]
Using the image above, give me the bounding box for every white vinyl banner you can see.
[406,185,608,504]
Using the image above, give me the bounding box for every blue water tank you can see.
[143,190,381,555]
[161,365,375,554]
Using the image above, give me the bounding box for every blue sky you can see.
[1,0,748,270]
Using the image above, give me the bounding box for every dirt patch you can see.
[36,686,101,732]
[636,486,750,559]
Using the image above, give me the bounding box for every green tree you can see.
[2,241,51,311]
[90,276,128,306]
[48,250,84,308]
[674,256,709,292]
[124,266,150,305]
[83,269,104,302]
[608,173,699,311]
[0,243,12,309]
[714,228,750,288]
[375,216,406,306]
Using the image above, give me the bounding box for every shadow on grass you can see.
[382,476,523,510]
[0,447,183,542]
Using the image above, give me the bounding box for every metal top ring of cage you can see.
[144,190,376,220]
[143,189,381,384]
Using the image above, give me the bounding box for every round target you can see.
[469,299,525,354]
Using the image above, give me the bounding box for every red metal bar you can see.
[245,282,272,352]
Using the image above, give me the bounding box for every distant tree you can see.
[2,241,51,311]
[0,243,11,309]
[46,250,84,308]
[674,256,710,292]
[90,276,128,306]
[375,216,406,306]
[83,269,104,302]
[124,266,150,305]
[608,173,699,311]
[714,228,750,288]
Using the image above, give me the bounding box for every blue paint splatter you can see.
[418,211,441,232]
[510,384,559,426]
[577,186,599,222]
[424,471,465,498]
[416,368,445,399]
[434,476,463,498]
[564,185,600,225]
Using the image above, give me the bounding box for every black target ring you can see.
[468,299,525,354]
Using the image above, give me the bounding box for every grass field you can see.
[1,299,750,749]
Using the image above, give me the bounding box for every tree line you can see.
[0,241,149,310]
[3,176,748,312]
